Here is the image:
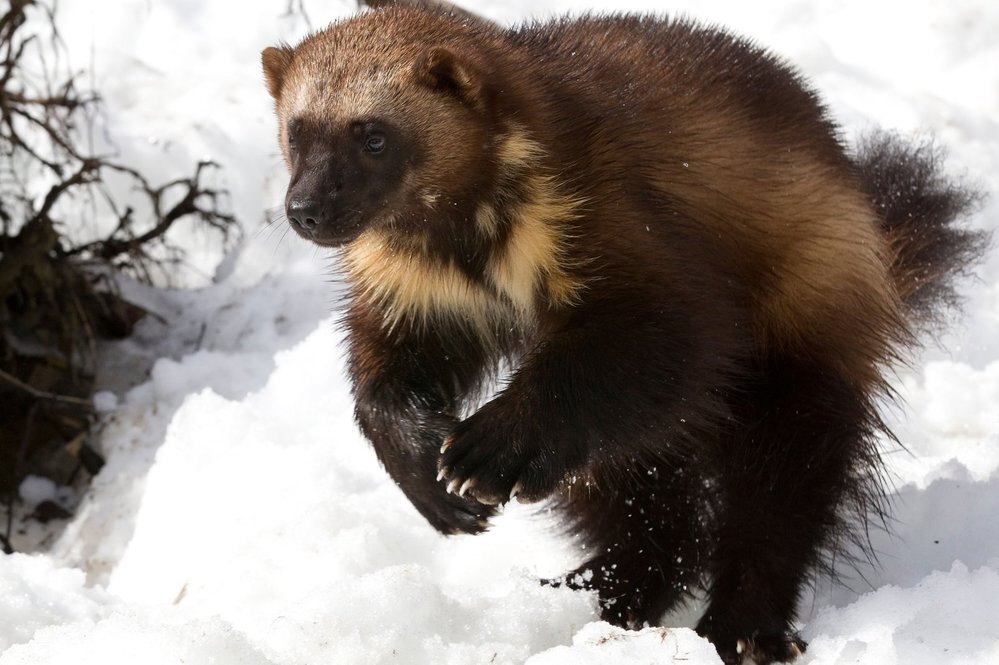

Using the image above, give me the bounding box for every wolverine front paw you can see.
[437,408,574,505]
[409,487,496,535]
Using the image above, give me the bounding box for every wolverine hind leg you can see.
[697,360,885,664]
[554,462,709,629]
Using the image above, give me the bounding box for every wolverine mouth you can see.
[288,210,365,248]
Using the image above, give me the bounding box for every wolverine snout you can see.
[287,197,320,235]
[284,186,361,247]
[284,164,347,245]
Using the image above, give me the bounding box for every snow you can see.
[17,477,59,507]
[2,1,997,664]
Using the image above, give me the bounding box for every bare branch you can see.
[0,369,94,409]
[32,158,99,220]
[0,0,240,499]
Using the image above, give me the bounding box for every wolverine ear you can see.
[262,45,295,99]
[414,47,487,109]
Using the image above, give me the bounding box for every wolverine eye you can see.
[364,133,386,154]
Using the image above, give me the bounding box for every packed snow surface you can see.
[2,1,997,664]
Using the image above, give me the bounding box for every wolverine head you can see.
[261,9,503,248]
[262,9,583,327]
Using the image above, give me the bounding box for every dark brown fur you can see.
[262,4,986,663]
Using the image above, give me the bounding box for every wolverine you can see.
[261,1,985,662]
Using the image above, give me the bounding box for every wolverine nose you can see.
[287,198,320,234]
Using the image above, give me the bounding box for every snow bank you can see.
[806,563,999,665]
[101,322,597,664]
[2,1,997,664]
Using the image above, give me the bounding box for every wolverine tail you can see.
[854,132,988,329]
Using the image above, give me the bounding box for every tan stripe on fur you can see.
[344,129,584,334]
[487,131,585,313]
[344,229,509,333]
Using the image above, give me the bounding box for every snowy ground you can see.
[2,1,998,663]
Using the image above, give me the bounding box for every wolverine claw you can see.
[459,478,475,497]
[436,468,446,482]
[714,631,807,664]
[440,435,455,454]
[447,477,462,495]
